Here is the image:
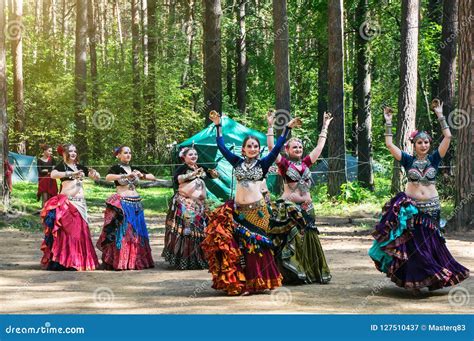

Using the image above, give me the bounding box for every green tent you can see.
[177,116,278,202]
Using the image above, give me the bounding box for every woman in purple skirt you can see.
[369,100,469,294]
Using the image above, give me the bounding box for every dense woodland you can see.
[0,0,472,229]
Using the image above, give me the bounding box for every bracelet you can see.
[215,124,222,127]
[65,171,72,178]
[319,134,327,139]
[266,133,274,136]
[385,123,393,136]
[438,116,449,130]
[321,128,328,134]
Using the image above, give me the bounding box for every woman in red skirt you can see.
[37,144,58,208]
[40,144,100,271]
[96,146,156,270]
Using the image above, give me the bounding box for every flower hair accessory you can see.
[113,146,125,157]
[179,147,191,160]
[409,130,432,143]
[284,137,303,149]
[56,145,64,155]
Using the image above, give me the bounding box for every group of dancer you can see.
[36,99,469,296]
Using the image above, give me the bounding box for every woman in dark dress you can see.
[37,144,58,208]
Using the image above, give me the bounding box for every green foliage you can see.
[337,181,371,203]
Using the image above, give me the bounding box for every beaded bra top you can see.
[234,159,264,187]
[285,162,312,194]
[407,157,437,185]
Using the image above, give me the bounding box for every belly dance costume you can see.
[202,127,290,295]
[369,150,469,290]
[40,162,98,271]
[269,155,331,284]
[162,164,215,270]
[96,164,154,270]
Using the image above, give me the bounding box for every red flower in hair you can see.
[56,145,64,155]
[409,130,419,142]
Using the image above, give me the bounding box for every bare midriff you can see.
[281,183,312,203]
[235,181,264,205]
[60,179,85,198]
[115,185,140,197]
[178,179,207,200]
[405,182,439,201]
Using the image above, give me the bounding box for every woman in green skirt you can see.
[266,111,332,284]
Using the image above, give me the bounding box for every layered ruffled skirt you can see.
[369,192,469,290]
[269,200,331,284]
[202,200,282,295]
[40,194,98,271]
[37,176,58,200]
[96,194,154,270]
[162,194,208,269]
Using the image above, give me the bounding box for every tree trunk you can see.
[391,0,419,193]
[52,0,57,37]
[317,45,328,158]
[235,0,247,114]
[74,0,88,161]
[33,0,40,63]
[88,0,98,108]
[101,0,108,66]
[355,0,373,190]
[452,0,473,230]
[427,0,442,99]
[145,0,157,151]
[272,0,290,133]
[132,0,141,137]
[141,0,148,77]
[181,0,195,87]
[9,0,25,154]
[43,0,52,39]
[61,0,67,69]
[327,0,347,197]
[0,0,10,210]
[115,0,125,68]
[203,0,222,122]
[437,0,458,174]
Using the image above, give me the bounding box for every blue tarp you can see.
[8,152,38,183]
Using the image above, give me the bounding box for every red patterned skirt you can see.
[40,194,98,271]
[96,194,154,270]
[37,176,58,200]
[202,200,282,295]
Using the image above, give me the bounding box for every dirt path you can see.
[1,214,473,314]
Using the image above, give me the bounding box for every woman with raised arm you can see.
[37,144,58,208]
[267,111,332,284]
[369,100,469,293]
[96,146,156,270]
[162,147,219,270]
[40,144,100,271]
[202,111,297,296]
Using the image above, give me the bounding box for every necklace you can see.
[243,157,257,170]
